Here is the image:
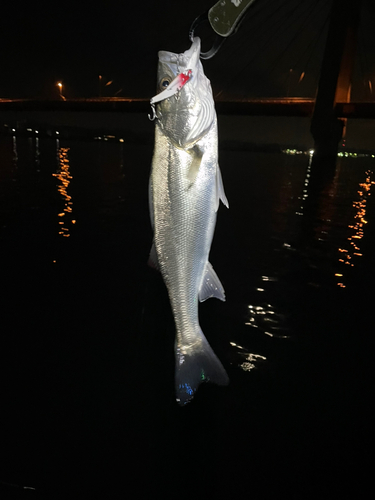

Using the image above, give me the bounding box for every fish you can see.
[148,37,229,405]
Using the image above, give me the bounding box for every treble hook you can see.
[148,103,157,121]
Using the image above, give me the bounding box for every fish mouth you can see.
[158,37,201,72]
[154,36,215,146]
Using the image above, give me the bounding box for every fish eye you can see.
[159,76,172,92]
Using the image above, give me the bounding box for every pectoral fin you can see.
[186,146,203,186]
[147,239,160,271]
[215,165,229,212]
[199,262,225,302]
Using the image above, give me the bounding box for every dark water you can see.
[0,132,374,498]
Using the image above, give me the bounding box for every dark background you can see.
[1,1,375,498]
[1,0,374,100]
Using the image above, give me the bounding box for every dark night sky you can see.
[1,0,374,100]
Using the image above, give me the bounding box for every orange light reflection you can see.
[336,168,375,288]
[53,147,74,238]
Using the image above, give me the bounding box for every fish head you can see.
[156,37,216,148]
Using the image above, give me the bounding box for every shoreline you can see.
[1,110,375,153]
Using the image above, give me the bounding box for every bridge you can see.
[0,0,373,156]
[1,97,375,120]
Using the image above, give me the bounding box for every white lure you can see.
[149,37,229,405]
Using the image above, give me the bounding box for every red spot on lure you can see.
[178,70,192,88]
[149,70,193,120]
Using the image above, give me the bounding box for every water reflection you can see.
[232,278,291,372]
[283,149,375,292]
[245,298,291,339]
[12,135,18,171]
[336,168,375,288]
[230,342,266,372]
[35,136,40,170]
[283,149,313,217]
[52,147,76,238]
[288,148,341,244]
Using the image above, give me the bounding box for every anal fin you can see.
[199,262,225,302]
[215,165,229,212]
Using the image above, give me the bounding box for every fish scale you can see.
[149,37,229,405]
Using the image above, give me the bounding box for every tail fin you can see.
[175,331,229,406]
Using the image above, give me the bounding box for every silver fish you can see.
[149,37,229,405]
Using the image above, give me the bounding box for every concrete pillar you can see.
[310,0,362,158]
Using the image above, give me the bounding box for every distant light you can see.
[229,342,245,350]
[309,149,314,155]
